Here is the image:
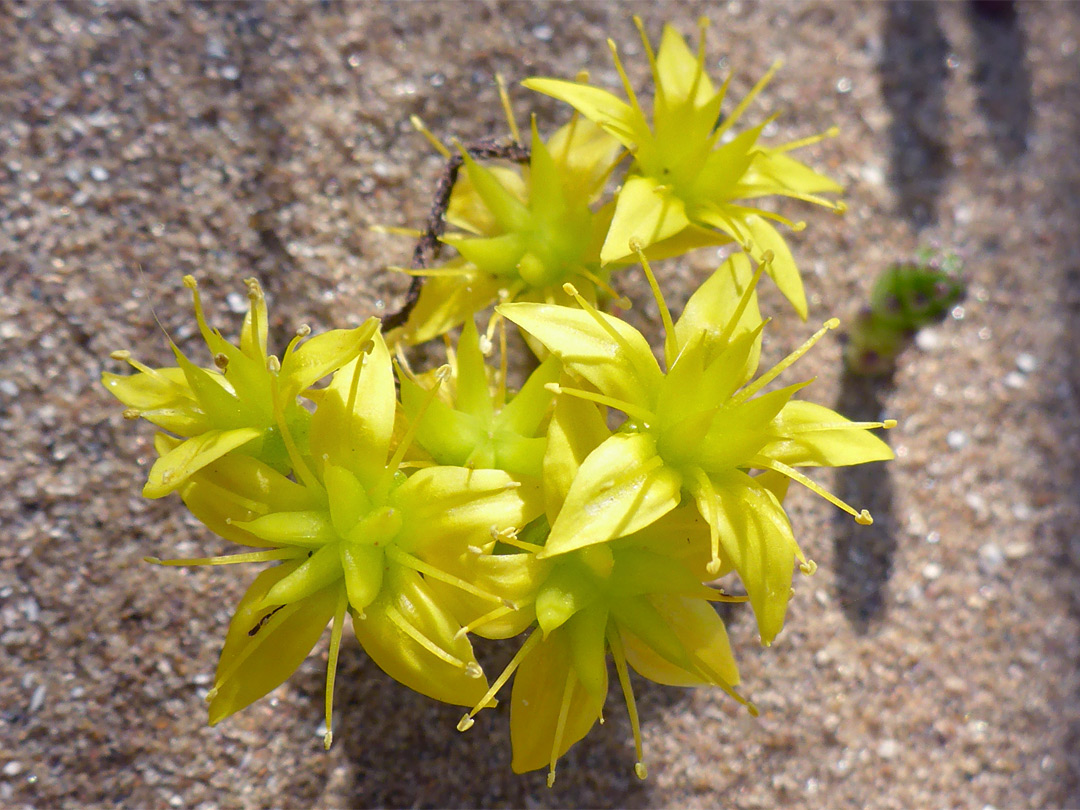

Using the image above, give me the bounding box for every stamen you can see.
[702,590,750,604]
[775,125,840,153]
[792,418,896,432]
[691,651,759,717]
[457,630,542,731]
[548,666,577,788]
[686,17,710,107]
[386,265,478,278]
[544,382,654,425]
[713,253,768,349]
[608,625,647,781]
[773,189,845,212]
[385,604,465,669]
[377,366,450,498]
[756,457,872,524]
[281,324,311,365]
[631,16,661,107]
[715,59,782,137]
[495,74,521,145]
[182,275,220,350]
[213,352,229,370]
[144,548,301,567]
[343,342,371,430]
[323,586,348,750]
[490,525,544,554]
[385,546,503,604]
[122,408,141,420]
[607,39,644,119]
[561,282,661,396]
[455,604,517,639]
[732,318,839,405]
[631,239,676,369]
[409,115,452,159]
[242,277,268,361]
[577,266,631,309]
[268,372,320,492]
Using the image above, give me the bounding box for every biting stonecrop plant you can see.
[103,17,895,786]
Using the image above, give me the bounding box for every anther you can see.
[706,559,723,576]
[295,324,311,338]
[800,559,819,576]
[635,762,648,780]
[244,277,262,301]
[266,355,281,373]
[883,419,898,429]
[562,282,579,297]
[213,353,229,370]
[855,510,873,526]
[457,714,475,732]
[110,350,131,361]
[122,408,141,420]
[323,731,333,750]
[182,275,197,290]
[465,662,484,679]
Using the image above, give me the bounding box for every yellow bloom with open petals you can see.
[499,250,894,644]
[524,17,844,317]
[153,326,543,747]
[452,391,750,785]
[103,275,377,498]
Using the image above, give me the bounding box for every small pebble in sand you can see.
[1015,353,1037,374]
[946,430,967,450]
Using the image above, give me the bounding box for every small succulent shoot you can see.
[524,15,844,318]
[843,250,967,376]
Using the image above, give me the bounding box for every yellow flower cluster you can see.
[103,18,893,786]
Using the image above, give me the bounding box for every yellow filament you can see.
[374,365,449,499]
[343,343,370,429]
[410,115,452,159]
[386,545,503,604]
[323,585,348,750]
[385,604,464,669]
[544,382,654,425]
[244,278,265,358]
[607,38,643,118]
[715,59,782,137]
[713,255,768,349]
[775,126,840,153]
[548,666,577,788]
[386,265,477,278]
[495,74,521,145]
[490,526,544,555]
[455,604,516,639]
[561,282,660,395]
[144,548,301,567]
[458,630,543,730]
[608,625,647,780]
[577,266,631,309]
[631,240,677,369]
[632,16,661,106]
[691,651,759,716]
[182,275,219,350]
[686,16,710,108]
[268,372,320,492]
[732,318,840,405]
[757,457,872,524]
[794,418,896,432]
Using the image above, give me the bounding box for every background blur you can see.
[2,2,1079,808]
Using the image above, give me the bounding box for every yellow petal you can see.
[143,427,262,499]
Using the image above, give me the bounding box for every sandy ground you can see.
[2,1,1079,808]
